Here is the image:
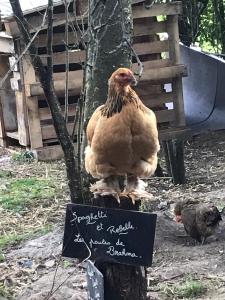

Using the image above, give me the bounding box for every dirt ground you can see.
[1,130,225,300]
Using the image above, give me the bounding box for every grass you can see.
[0,224,52,252]
[161,278,206,299]
[12,151,35,163]
[0,169,12,178]
[0,178,57,211]
[0,155,67,298]
[0,174,61,252]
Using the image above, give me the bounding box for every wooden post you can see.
[0,96,7,147]
[21,53,43,149]
[165,14,186,183]
[15,90,30,146]
[167,14,185,127]
[11,40,30,146]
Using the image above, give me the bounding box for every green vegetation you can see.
[12,151,35,163]
[161,278,206,299]
[0,169,12,178]
[0,252,5,262]
[0,178,57,211]
[0,224,52,253]
[0,175,58,251]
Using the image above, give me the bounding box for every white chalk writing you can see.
[106,246,139,258]
[89,238,111,249]
[70,211,107,225]
[107,221,135,235]
[96,223,104,231]
[116,238,125,246]
[74,233,84,243]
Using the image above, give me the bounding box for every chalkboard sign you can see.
[62,204,157,266]
[86,260,104,300]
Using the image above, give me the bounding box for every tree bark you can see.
[93,197,147,300]
[81,0,147,298]
[9,0,83,203]
[81,0,133,200]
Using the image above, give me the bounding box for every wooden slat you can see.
[27,78,82,97]
[133,40,169,55]
[0,96,6,146]
[133,20,167,36]
[159,127,192,141]
[135,83,162,96]
[41,40,168,66]
[29,63,184,97]
[167,15,186,127]
[52,59,171,85]
[141,65,187,83]
[22,55,43,149]
[35,31,81,48]
[28,14,87,34]
[155,109,175,123]
[41,50,85,65]
[15,91,30,146]
[133,2,182,19]
[138,59,171,70]
[34,144,64,161]
[142,92,174,107]
[39,104,77,121]
[53,69,83,80]
[41,123,74,140]
[53,59,171,80]
[5,131,19,139]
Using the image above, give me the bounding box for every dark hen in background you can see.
[174,199,222,244]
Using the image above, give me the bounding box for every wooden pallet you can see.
[4,1,188,163]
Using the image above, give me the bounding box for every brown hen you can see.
[174,199,222,244]
[85,68,160,202]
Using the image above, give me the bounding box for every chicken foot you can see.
[90,176,122,203]
[120,174,153,204]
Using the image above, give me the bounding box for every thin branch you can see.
[0,9,47,89]
[64,0,70,123]
[71,0,87,49]
[126,39,144,79]
[47,0,53,79]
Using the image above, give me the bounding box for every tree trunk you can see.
[93,197,147,300]
[9,0,83,203]
[81,1,147,298]
[81,0,133,200]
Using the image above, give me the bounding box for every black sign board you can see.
[62,204,157,266]
[86,260,104,300]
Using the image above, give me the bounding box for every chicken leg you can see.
[121,174,153,203]
[90,175,122,203]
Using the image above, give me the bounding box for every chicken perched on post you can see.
[84,67,160,203]
[174,199,222,244]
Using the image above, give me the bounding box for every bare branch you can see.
[47,0,53,78]
[64,0,70,123]
[0,10,47,89]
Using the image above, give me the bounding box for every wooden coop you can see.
[1,0,189,182]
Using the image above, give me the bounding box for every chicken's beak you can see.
[130,75,137,86]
